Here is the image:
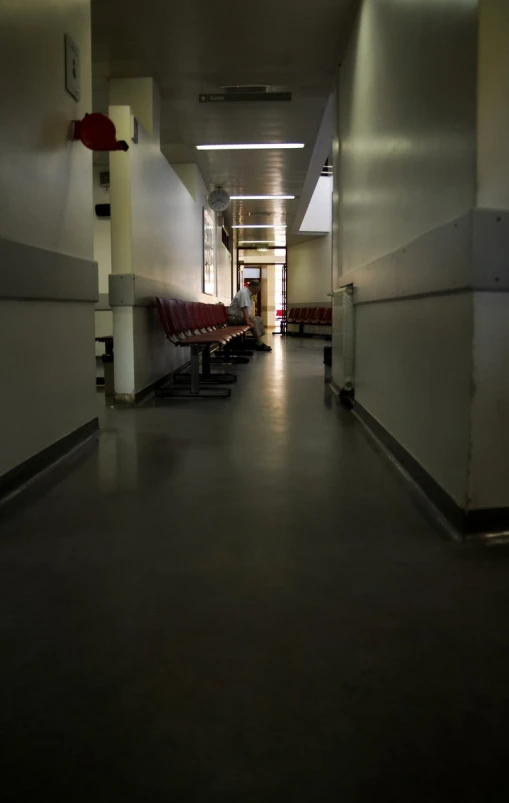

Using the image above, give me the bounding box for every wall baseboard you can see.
[0,418,99,517]
[135,370,176,404]
[114,366,187,406]
[354,402,509,537]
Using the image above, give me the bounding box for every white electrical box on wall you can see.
[65,34,80,101]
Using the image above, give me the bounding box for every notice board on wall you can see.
[203,207,216,295]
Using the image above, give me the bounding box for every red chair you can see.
[212,305,224,327]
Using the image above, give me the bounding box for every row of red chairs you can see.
[155,298,250,398]
[156,298,247,344]
[287,306,332,325]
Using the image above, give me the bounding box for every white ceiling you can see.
[91,0,357,234]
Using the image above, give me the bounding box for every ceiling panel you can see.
[91,0,358,234]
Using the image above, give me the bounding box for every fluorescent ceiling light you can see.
[232,225,287,229]
[239,240,278,244]
[231,195,295,200]
[196,143,304,151]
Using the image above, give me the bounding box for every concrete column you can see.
[108,78,161,402]
[262,264,276,329]
[110,77,161,143]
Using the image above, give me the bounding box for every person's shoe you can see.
[255,343,272,352]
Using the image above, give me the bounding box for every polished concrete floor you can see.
[1,339,509,801]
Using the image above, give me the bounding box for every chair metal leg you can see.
[156,386,231,399]
[210,355,250,365]
[173,374,237,385]
[201,344,237,382]
[173,344,237,384]
[157,345,232,399]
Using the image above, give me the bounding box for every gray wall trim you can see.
[95,293,111,311]
[0,235,98,303]
[287,300,331,307]
[337,208,509,306]
[0,418,99,518]
[354,286,509,308]
[109,273,212,307]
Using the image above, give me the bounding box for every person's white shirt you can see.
[228,287,252,318]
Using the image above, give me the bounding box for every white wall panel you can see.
[0,0,97,479]
[129,122,209,295]
[108,106,219,395]
[0,0,93,260]
[334,0,480,514]
[0,301,96,477]
[287,235,332,304]
[338,0,477,275]
[355,295,473,507]
[300,176,332,234]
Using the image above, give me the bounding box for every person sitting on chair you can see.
[228,281,272,352]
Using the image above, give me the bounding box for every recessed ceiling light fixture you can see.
[232,224,287,229]
[231,195,295,200]
[239,240,278,244]
[196,143,304,151]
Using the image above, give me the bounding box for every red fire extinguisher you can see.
[73,113,129,152]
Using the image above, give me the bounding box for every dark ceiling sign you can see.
[199,92,292,103]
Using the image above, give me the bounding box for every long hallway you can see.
[1,340,509,801]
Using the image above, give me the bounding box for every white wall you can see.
[0,0,97,479]
[335,0,479,510]
[356,295,473,507]
[0,302,96,477]
[300,175,332,234]
[129,123,211,295]
[287,235,331,304]
[109,99,222,396]
[0,0,93,259]
[338,0,477,275]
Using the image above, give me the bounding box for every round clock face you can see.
[208,188,230,212]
